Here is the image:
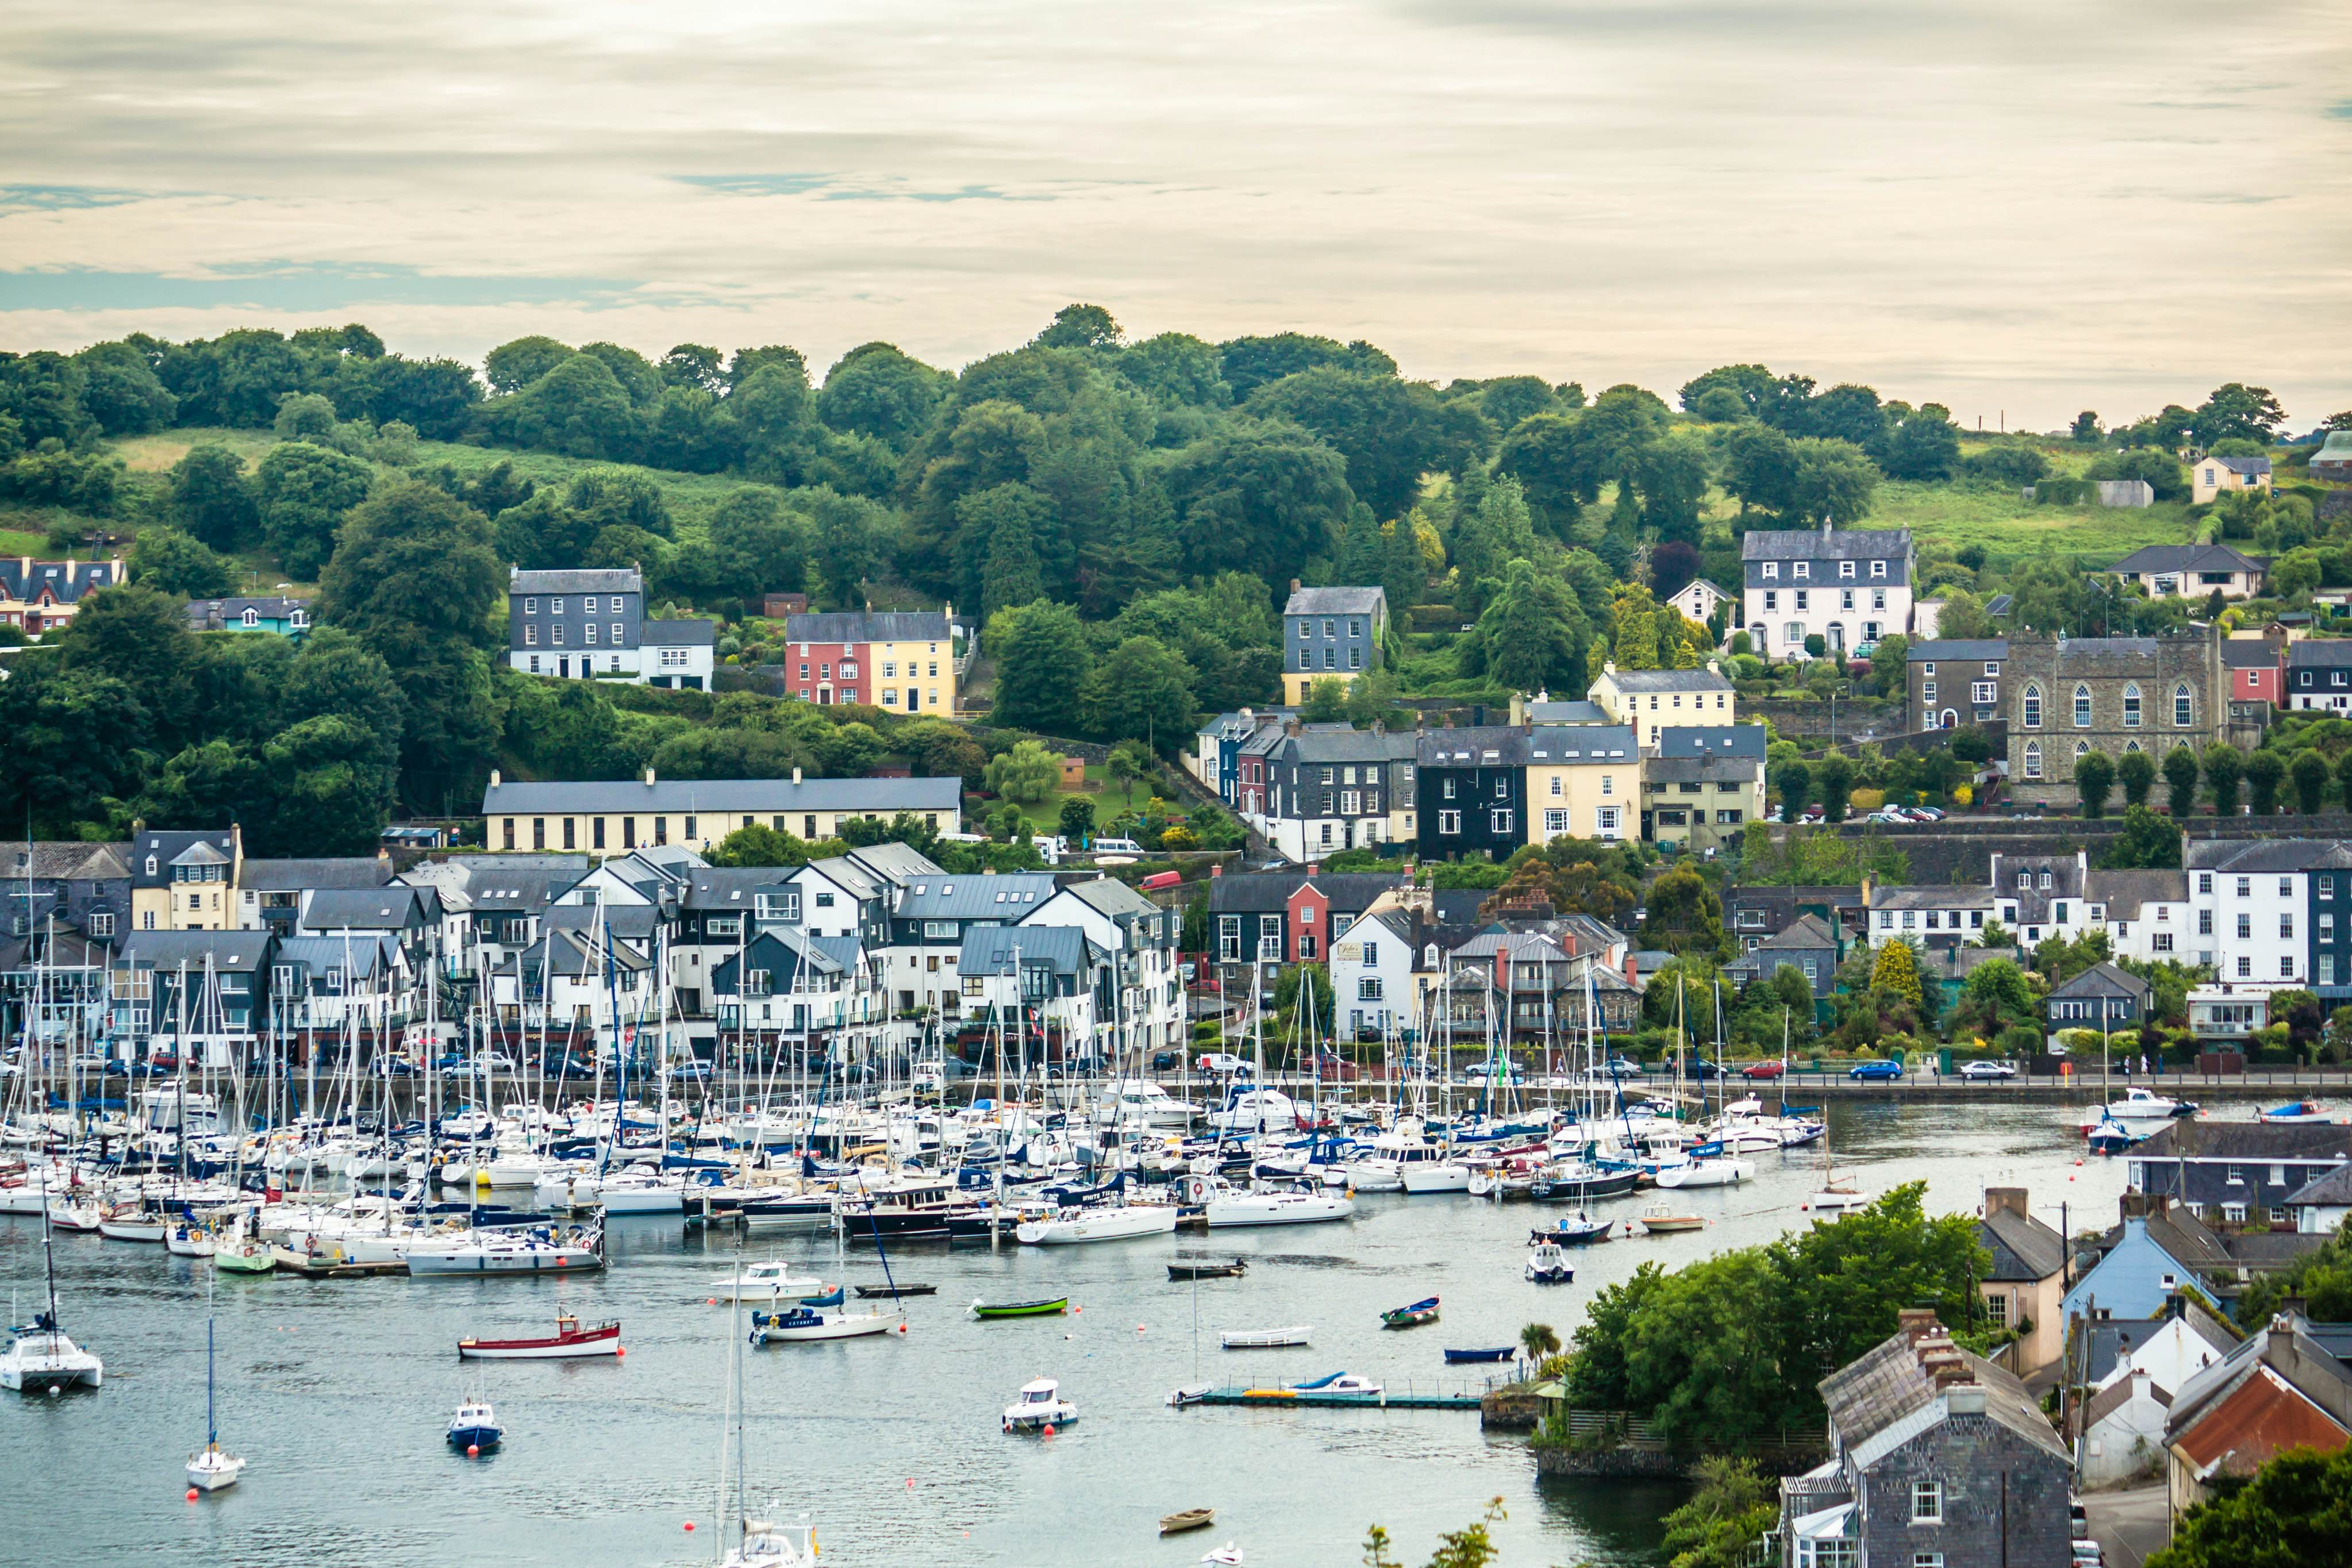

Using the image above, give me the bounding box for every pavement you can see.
[2083,1484,2170,1568]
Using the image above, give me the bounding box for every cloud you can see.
[0,185,160,212]
[0,262,673,313]
[675,173,1055,202]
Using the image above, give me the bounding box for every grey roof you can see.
[956,922,1097,977]
[2130,1121,2352,1164]
[1986,594,2015,617]
[642,617,717,647]
[1741,525,1910,560]
[782,610,951,644]
[1918,947,2020,983]
[520,925,650,977]
[1282,586,1385,617]
[2285,1163,2352,1208]
[896,872,1059,920]
[2219,640,2282,670]
[1652,725,1768,760]
[801,855,882,901]
[2049,961,2153,1002]
[1416,725,1533,767]
[2080,1306,2238,1386]
[299,886,429,932]
[1746,913,1838,953]
[1525,725,1638,763]
[545,902,664,942]
[4,842,129,881]
[1525,699,1613,725]
[1273,727,1419,764]
[2286,640,2352,669]
[116,929,274,972]
[187,596,309,629]
[1819,1321,2065,1466]
[842,842,945,886]
[1601,667,1731,693]
[0,556,123,605]
[510,567,641,594]
[130,831,237,887]
[1871,885,1996,911]
[2078,1371,2170,1433]
[446,866,587,913]
[481,775,961,816]
[2109,544,2266,577]
[2084,869,2188,918]
[274,932,398,979]
[175,840,229,867]
[1648,753,1764,785]
[2210,455,2273,477]
[681,867,796,909]
[1207,870,1406,915]
[1907,639,2009,663]
[240,858,392,893]
[1979,1208,2066,1283]
[2184,837,2352,874]
[1059,875,1159,920]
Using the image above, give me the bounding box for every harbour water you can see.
[3,1101,2128,1566]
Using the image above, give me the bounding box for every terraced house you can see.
[1739,521,1915,662]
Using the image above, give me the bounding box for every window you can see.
[2199,873,2213,895]
[1763,562,1778,579]
[1922,682,1937,704]
[2238,955,2253,978]
[2281,877,2294,898]
[2282,913,2295,939]
[585,621,598,645]
[1871,560,1887,578]
[1839,560,1855,579]
[610,622,622,646]
[1597,806,1620,834]
[1842,589,1854,610]
[1322,618,1335,638]
[551,621,563,645]
[1601,774,1614,796]
[1911,1479,1942,1523]
[524,598,539,614]
[2199,908,2213,935]
[2023,741,2041,779]
[1873,590,1886,610]
[2175,683,2193,727]
[2123,684,2141,727]
[1297,620,1309,640]
[1972,681,1996,704]
[1796,590,1809,610]
[1359,977,1383,1001]
[2074,685,2092,727]
[2283,955,2297,978]
[2022,685,2042,727]
[1490,808,1513,833]
[88,912,113,938]
[1794,562,1809,579]
[1544,808,1569,834]
[1217,916,1242,962]
[1439,810,1461,835]
[1764,590,1778,611]
[2238,877,2251,898]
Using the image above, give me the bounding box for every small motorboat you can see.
[1531,1215,1615,1246]
[1002,1375,1078,1433]
[1202,1544,1245,1565]
[2094,1086,2199,1126]
[1379,1296,1440,1329]
[447,1397,502,1452]
[854,1282,937,1298]
[709,1262,831,1302]
[165,1223,216,1259]
[1290,1370,1383,1395]
[1160,1508,1216,1536]
[458,1315,621,1361]
[750,1306,903,1344]
[970,1297,1069,1320]
[1443,1347,1516,1365]
[2258,1099,2331,1124]
[1637,1204,1704,1235]
[1525,1242,1574,1285]
[1168,1259,1248,1281]
[1219,1325,1310,1349]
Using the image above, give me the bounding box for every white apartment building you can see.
[2187,841,2313,985]
[1740,521,1916,662]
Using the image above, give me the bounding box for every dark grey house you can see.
[1780,1309,2072,1568]
[2,841,130,947]
[1281,585,1388,703]
[1906,638,2008,732]
[2044,961,2152,1035]
[2121,1123,2352,1224]
[1727,885,1866,954]
[1723,914,1841,1001]
[508,565,715,688]
[1415,725,1531,862]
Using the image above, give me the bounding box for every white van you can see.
[1090,837,1143,855]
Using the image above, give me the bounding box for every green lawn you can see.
[1866,482,2196,566]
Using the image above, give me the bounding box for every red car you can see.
[1739,1060,1786,1081]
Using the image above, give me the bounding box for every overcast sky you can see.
[3,0,2347,428]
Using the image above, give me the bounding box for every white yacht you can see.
[1204,1179,1354,1228]
[724,1518,818,1567]
[709,1261,832,1302]
[1,1313,102,1393]
[1002,1376,1078,1433]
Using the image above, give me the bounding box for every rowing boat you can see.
[1219,1325,1310,1349]
[969,1296,1069,1320]
[1160,1508,1215,1536]
[854,1282,937,1298]
[1379,1296,1439,1329]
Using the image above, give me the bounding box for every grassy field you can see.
[1867,481,2195,565]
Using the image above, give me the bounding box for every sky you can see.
[2,0,2348,430]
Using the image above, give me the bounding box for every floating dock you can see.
[1181,1385,1484,1411]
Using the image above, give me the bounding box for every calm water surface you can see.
[3,1101,2129,1567]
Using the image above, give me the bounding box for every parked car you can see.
[1150,1050,1181,1073]
[1848,1059,1904,1081]
[670,1059,712,1081]
[1739,1059,1786,1081]
[1462,1058,1526,1085]
[1959,1059,2017,1081]
[1800,805,1825,824]
[1197,1051,1252,1076]
[1606,1053,1643,1078]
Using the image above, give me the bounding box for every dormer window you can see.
[1839,561,1855,579]
[1870,560,1886,578]
[241,608,258,627]
[1793,562,1809,580]
[1762,563,1778,579]
[146,856,157,877]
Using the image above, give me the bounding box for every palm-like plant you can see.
[1519,1321,1561,1365]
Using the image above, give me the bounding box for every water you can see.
[3,1102,2128,1567]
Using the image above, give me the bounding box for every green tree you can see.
[816,342,951,448]
[1459,558,1582,694]
[707,822,821,867]
[170,444,260,550]
[1518,1321,1561,1364]
[2244,748,2285,817]
[1880,404,1961,482]
[2117,747,2156,809]
[2190,382,2286,446]
[1815,754,1854,823]
[129,526,238,598]
[2099,804,2184,870]
[483,335,573,393]
[983,739,1060,804]
[1866,633,1910,699]
[73,340,177,433]
[1079,635,1197,747]
[1640,867,1723,954]
[1057,797,1096,843]
[1108,739,1154,805]
[1299,677,1350,722]
[956,482,1052,617]
[2165,745,2201,818]
[1032,302,1124,351]
[1777,759,1811,821]
[2074,750,2116,818]
[987,600,1091,732]
[1658,1458,1780,1568]
[2204,743,2245,817]
[2291,748,2332,814]
[255,441,374,579]
[2144,1445,2352,1568]
[2070,410,2102,444]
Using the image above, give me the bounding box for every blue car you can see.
[1848,1059,1904,1081]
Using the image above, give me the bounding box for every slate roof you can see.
[519,925,651,977]
[481,775,960,816]
[2109,544,2267,577]
[116,929,274,973]
[2286,640,2352,670]
[1282,586,1385,617]
[1978,1208,2066,1283]
[240,858,392,892]
[2210,455,2273,478]
[187,595,310,631]
[2185,837,2352,875]
[1819,1319,2065,1465]
[299,886,430,932]
[680,867,795,909]
[2130,1120,2352,1164]
[130,830,237,889]
[2080,1305,2239,1386]
[2285,1163,2352,1208]
[643,617,717,647]
[1270,727,1419,764]
[2049,961,2153,1003]
[1907,639,2009,663]
[4,842,129,881]
[1601,668,1731,693]
[1729,914,1839,963]
[1647,753,1764,785]
[2220,640,2282,671]
[2084,869,2188,920]
[1741,526,1911,561]
[783,610,951,644]
[1429,889,1488,927]
[1871,885,1996,911]
[544,903,665,943]
[956,923,1098,978]
[1416,725,1534,767]
[1652,725,1768,759]
[510,567,641,594]
[1206,870,1406,915]
[2078,1371,2170,1433]
[1059,875,1159,920]
[0,556,124,605]
[842,842,944,886]
[274,932,399,979]
[1523,698,1612,725]
[1525,725,1638,763]
[896,872,1058,920]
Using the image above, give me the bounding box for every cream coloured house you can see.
[481,770,963,858]
[1523,724,1640,844]
[1587,662,1735,750]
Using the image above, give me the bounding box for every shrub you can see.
[1996,1024,2043,1056]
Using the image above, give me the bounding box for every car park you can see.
[1959,1059,2017,1081]
[1848,1059,1903,1081]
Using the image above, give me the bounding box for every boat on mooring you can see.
[447,1396,503,1452]
[1002,1375,1077,1433]
[750,1305,902,1344]
[458,1315,621,1360]
[1168,1259,1248,1281]
[970,1296,1069,1320]
[2,1202,101,1394]
[1219,1324,1310,1349]
[1443,1347,1515,1365]
[1637,1203,1704,1235]
[1525,1242,1574,1284]
[1530,1215,1613,1246]
[1379,1296,1440,1329]
[186,1311,244,1492]
[1161,1508,1216,1536]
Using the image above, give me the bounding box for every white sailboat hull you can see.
[1398,1163,1473,1194]
[1205,1192,1354,1227]
[1653,1158,1753,1189]
[187,1449,245,1490]
[753,1311,901,1343]
[1016,1205,1179,1244]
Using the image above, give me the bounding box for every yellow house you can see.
[2189,453,2273,506]
[1525,724,1640,844]
[1587,662,1736,750]
[868,629,958,717]
[129,826,244,932]
[481,769,964,859]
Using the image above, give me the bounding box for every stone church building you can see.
[2003,630,2228,806]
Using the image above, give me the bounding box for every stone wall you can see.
[1749,695,1903,744]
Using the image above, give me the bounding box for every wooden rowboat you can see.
[1160,1508,1216,1536]
[969,1296,1069,1320]
[1219,1325,1310,1349]
[1443,1347,1515,1364]
[458,1315,621,1360]
[1379,1296,1440,1329]
[854,1282,937,1298]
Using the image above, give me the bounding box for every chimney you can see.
[792,766,803,785]
[2119,1190,2149,1220]
[489,769,501,790]
[1290,578,1302,595]
[2149,1192,2171,1220]
[643,766,656,787]
[1946,1384,1988,1415]
[2267,1315,2297,1363]
[1306,863,1319,877]
[1285,718,1302,737]
[1209,863,1221,878]
[1603,660,1617,677]
[1985,1187,2029,1223]
[1896,1308,1941,1343]
[1820,519,1832,538]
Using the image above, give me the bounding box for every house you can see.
[1990,849,2092,949]
[2186,837,2352,986]
[507,566,718,690]
[1723,914,1840,1002]
[1440,930,1643,1040]
[0,555,126,635]
[781,608,956,713]
[234,856,395,933]
[2088,868,2192,964]
[1642,726,1766,852]
[1247,721,1418,861]
[0,931,111,1048]
[186,596,311,637]
[1866,884,1997,954]
[1523,723,1639,846]
[2001,629,2227,807]
[2122,1123,2352,1228]
[2285,639,2352,714]
[406,856,591,974]
[668,866,794,1026]
[2082,1299,2238,1397]
[1727,885,1866,954]
[1512,693,1614,726]
[1665,578,1731,630]
[2285,1163,2352,1235]
[110,929,275,1066]
[1414,725,1531,862]
[1328,905,1434,1042]
[1919,944,2027,1019]
[2062,1196,2235,1323]
[1587,663,1736,748]
[480,768,962,858]
[1279,585,1387,704]
[1021,875,1186,1056]
[1777,1309,2071,1568]
[2074,1370,2172,1487]
[2108,543,2269,601]
[1906,639,2008,732]
[2044,961,2153,1037]
[272,932,410,1041]
[1206,868,1404,995]
[2188,454,2273,506]
[2186,982,2270,1042]
[2163,1310,2352,1519]
[954,924,1106,1063]
[1742,521,1916,663]
[129,827,243,934]
[497,924,656,1042]
[1190,708,1292,803]
[761,591,809,618]
[2310,431,2352,483]
[1977,1187,2069,1377]
[707,928,867,1050]
[1,841,130,948]
[2222,637,2284,708]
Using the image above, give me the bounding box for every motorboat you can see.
[1530,1214,1615,1246]
[1443,1347,1516,1365]
[97,1205,169,1243]
[1204,1180,1354,1228]
[1,1313,102,1393]
[447,1397,502,1452]
[2093,1087,2199,1127]
[1002,1375,1077,1432]
[750,1306,903,1344]
[1290,1370,1383,1396]
[1636,1203,1704,1235]
[1168,1259,1247,1280]
[2258,1099,2331,1124]
[1015,1202,1179,1245]
[405,1224,604,1277]
[1202,1544,1245,1565]
[1398,1160,1475,1195]
[709,1261,832,1303]
[458,1315,621,1360]
[1525,1242,1574,1285]
[1219,1325,1310,1349]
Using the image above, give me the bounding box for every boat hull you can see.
[1219,1327,1311,1349]
[1204,1194,1353,1228]
[753,1312,900,1343]
[458,1323,620,1359]
[970,1298,1069,1320]
[1016,1205,1179,1244]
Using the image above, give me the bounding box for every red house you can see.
[2223,638,2283,707]
[782,609,955,712]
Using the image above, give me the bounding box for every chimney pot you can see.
[792,766,804,785]
[1290,578,1302,594]
[643,766,656,787]
[489,769,501,790]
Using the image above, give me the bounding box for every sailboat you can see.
[714,1264,820,1566]
[1,1186,102,1393]
[186,1308,245,1491]
[1804,1108,1867,1213]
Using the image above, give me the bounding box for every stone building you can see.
[2001,630,2226,806]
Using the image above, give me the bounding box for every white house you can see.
[1328,906,1433,1042]
[1666,578,1731,632]
[506,566,718,689]
[2089,870,2193,964]
[2076,1369,2172,1487]
[2188,840,2313,985]
[1023,877,1187,1057]
[1739,521,1916,661]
